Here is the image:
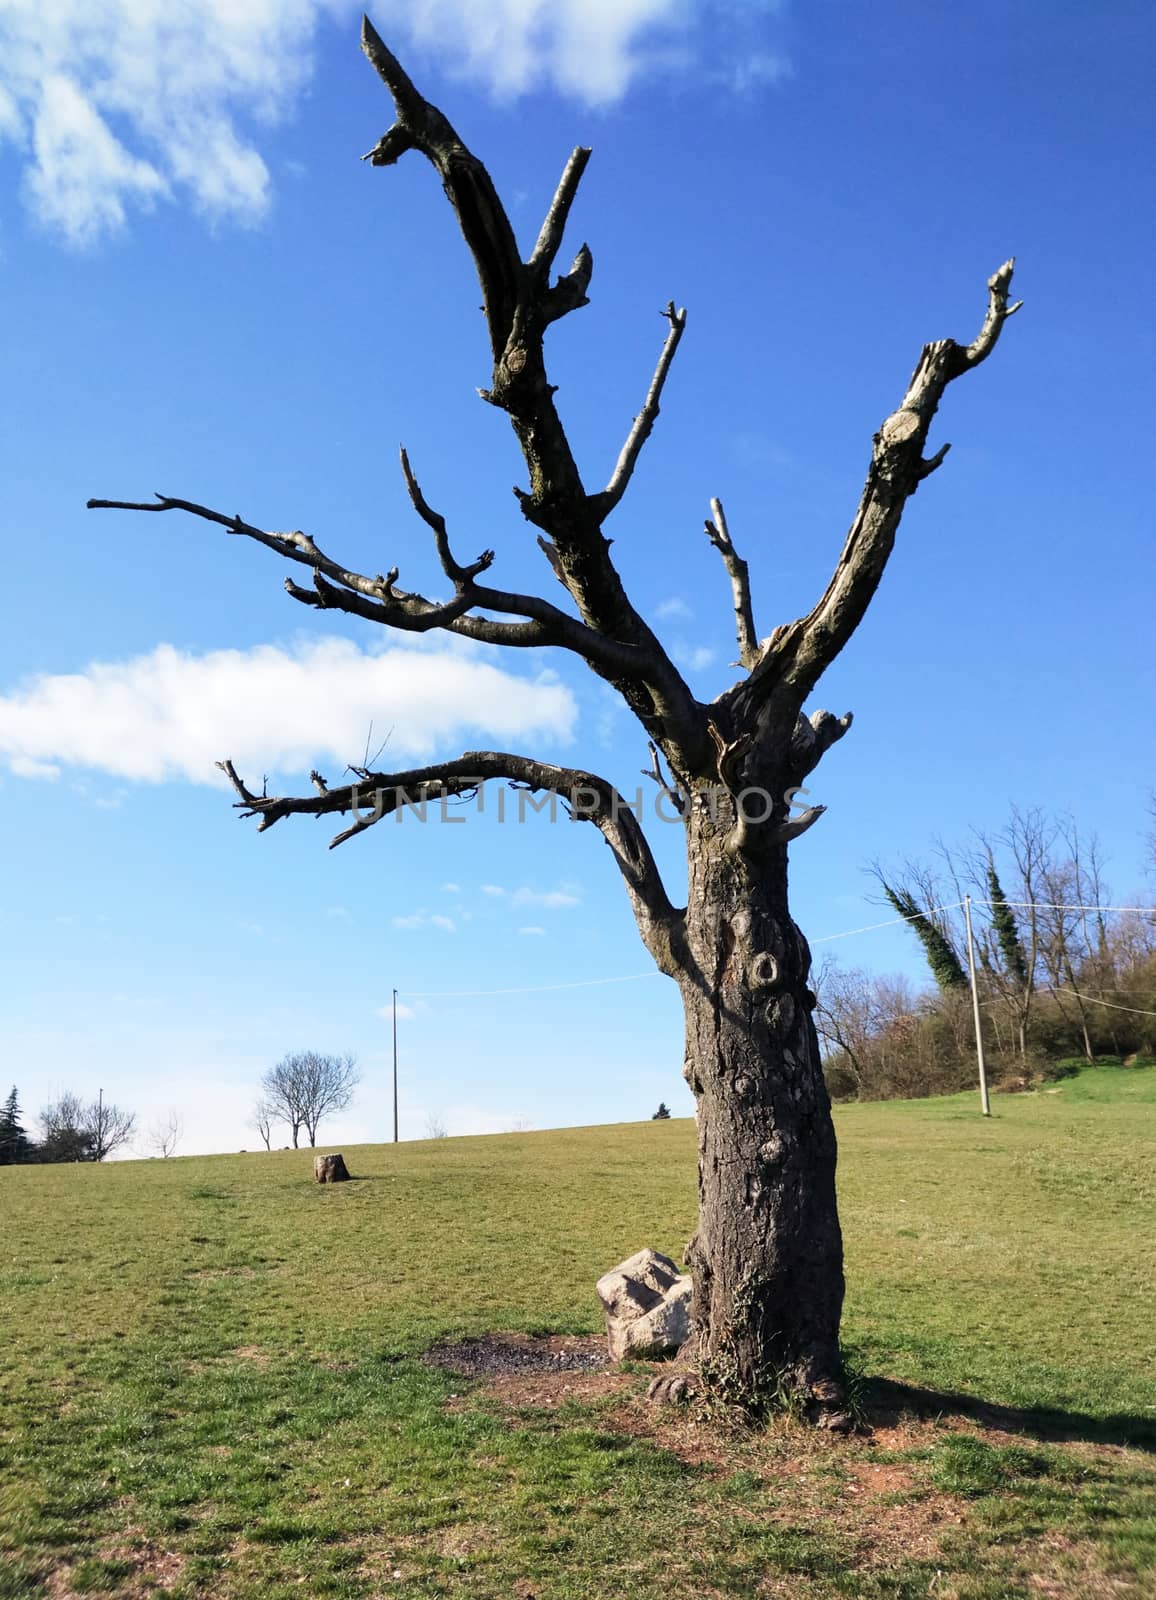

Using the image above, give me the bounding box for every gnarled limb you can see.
[86,490,651,682]
[360,18,521,360]
[358,17,708,774]
[727,259,1021,727]
[703,498,758,670]
[219,750,686,974]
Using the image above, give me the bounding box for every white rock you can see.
[595,1248,693,1361]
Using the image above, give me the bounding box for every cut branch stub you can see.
[704,497,758,670]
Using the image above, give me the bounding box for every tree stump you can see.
[314,1152,351,1183]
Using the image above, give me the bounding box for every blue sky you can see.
[1,1,1152,1154]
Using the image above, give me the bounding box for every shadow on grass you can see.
[861,1375,1155,1453]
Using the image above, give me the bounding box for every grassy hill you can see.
[1,1067,1153,1598]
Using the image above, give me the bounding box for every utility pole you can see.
[963,895,991,1117]
[391,989,399,1144]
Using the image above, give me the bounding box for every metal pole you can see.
[391,988,399,1144]
[963,895,991,1117]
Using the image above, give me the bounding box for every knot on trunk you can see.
[748,951,781,992]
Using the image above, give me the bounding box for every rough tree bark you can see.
[89,18,1019,1421]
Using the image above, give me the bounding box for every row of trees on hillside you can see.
[816,804,1156,1101]
[0,1088,139,1164]
[5,1051,362,1167]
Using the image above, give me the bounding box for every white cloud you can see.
[390,911,456,932]
[0,635,576,785]
[672,642,717,672]
[393,0,672,103]
[0,0,335,245]
[0,1,789,242]
[389,0,789,105]
[654,597,692,621]
[479,882,580,908]
[9,755,60,779]
[375,1000,418,1020]
[512,886,580,909]
[518,925,545,936]
[473,883,576,908]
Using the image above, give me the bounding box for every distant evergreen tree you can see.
[0,1086,35,1164]
[652,1102,672,1120]
[882,882,967,992]
[987,862,1028,986]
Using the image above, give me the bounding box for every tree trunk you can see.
[679,812,846,1420]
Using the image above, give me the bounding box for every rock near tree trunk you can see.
[596,1248,693,1361]
[313,1152,351,1183]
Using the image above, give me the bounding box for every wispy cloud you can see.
[518,925,546,936]
[654,597,693,621]
[0,636,576,785]
[513,886,580,909]
[0,0,333,246]
[0,0,789,243]
[375,999,418,1020]
[391,0,789,104]
[479,883,581,909]
[391,911,456,932]
[672,642,717,672]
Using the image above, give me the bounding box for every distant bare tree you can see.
[260,1053,360,1148]
[40,1092,136,1162]
[813,959,879,1096]
[424,1113,448,1139]
[147,1109,183,1159]
[251,1099,276,1151]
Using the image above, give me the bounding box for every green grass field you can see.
[1,1066,1154,1598]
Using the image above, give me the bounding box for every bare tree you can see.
[88,19,1019,1418]
[813,958,880,1097]
[260,1053,360,1148]
[147,1109,183,1159]
[40,1092,136,1162]
[251,1098,276,1152]
[424,1113,449,1140]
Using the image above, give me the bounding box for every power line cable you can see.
[975,900,1155,915]
[400,900,971,998]
[1045,986,1156,1019]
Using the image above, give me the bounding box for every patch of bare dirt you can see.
[424,1331,609,1379]
[847,1457,917,1496]
[230,1344,269,1364]
[46,1533,185,1599]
